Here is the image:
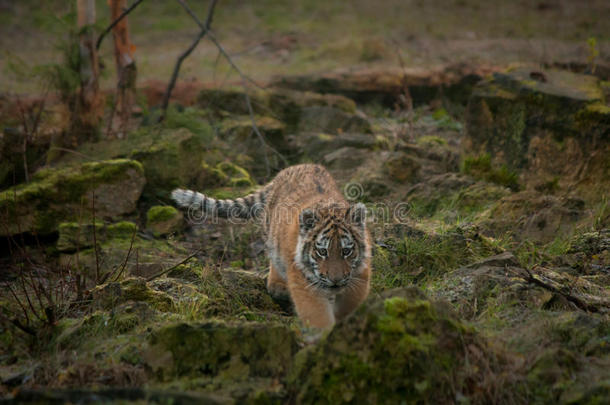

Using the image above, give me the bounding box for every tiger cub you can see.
[171,164,371,328]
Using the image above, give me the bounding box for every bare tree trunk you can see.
[76,0,102,142]
[108,0,137,138]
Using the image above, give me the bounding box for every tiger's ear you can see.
[348,202,367,226]
[299,209,317,232]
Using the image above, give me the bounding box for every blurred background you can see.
[2,0,609,93]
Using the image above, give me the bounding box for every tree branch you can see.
[96,0,146,51]
[159,0,218,121]
[146,250,201,282]
[174,0,288,178]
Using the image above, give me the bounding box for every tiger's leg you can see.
[333,276,370,322]
[267,263,290,302]
[287,267,335,329]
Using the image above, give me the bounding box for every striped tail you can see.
[171,186,269,220]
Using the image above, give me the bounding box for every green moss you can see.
[57,222,104,251]
[106,221,137,239]
[147,206,180,223]
[162,106,216,139]
[289,289,510,404]
[146,321,298,379]
[208,187,257,200]
[0,159,145,235]
[416,135,448,146]
[430,108,463,131]
[462,153,520,191]
[212,161,255,188]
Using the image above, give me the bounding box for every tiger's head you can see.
[295,202,370,291]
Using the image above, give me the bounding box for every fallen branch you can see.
[146,250,201,281]
[524,266,602,313]
[159,0,218,121]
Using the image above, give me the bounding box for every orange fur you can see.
[173,164,371,329]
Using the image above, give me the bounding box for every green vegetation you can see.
[372,226,503,292]
[462,153,520,191]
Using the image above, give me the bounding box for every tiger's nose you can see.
[328,272,344,284]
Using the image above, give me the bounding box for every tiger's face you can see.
[296,202,368,291]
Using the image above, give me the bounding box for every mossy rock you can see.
[211,161,255,188]
[288,132,381,162]
[268,88,357,129]
[219,116,286,178]
[129,127,213,201]
[197,87,269,115]
[56,221,137,252]
[481,191,585,243]
[147,205,183,237]
[272,65,498,107]
[197,86,357,131]
[464,66,609,198]
[91,277,174,312]
[56,222,104,252]
[106,221,137,239]
[0,159,145,236]
[383,152,421,183]
[462,153,520,191]
[322,147,370,170]
[297,106,372,135]
[288,288,514,404]
[145,320,298,380]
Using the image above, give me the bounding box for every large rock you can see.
[0,159,145,236]
[288,288,515,404]
[198,87,357,129]
[296,106,371,134]
[218,115,287,178]
[71,124,216,202]
[481,190,585,243]
[145,321,298,380]
[129,127,214,201]
[464,66,610,199]
[288,132,380,161]
[272,63,501,106]
[146,205,183,237]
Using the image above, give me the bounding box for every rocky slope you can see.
[0,64,608,404]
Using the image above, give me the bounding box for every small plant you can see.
[586,37,599,74]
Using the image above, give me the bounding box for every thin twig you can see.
[91,191,101,284]
[206,32,263,89]
[112,224,137,282]
[393,42,414,137]
[11,318,36,336]
[207,32,288,170]
[159,0,219,121]
[175,1,287,176]
[96,0,146,51]
[146,250,201,282]
[6,283,31,324]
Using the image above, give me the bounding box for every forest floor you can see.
[0,1,609,404]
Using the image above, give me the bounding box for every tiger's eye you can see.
[317,248,328,257]
[342,248,352,257]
